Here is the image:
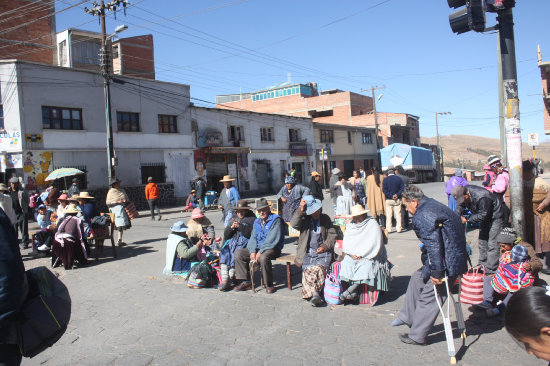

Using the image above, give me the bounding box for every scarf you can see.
[343,217,382,259]
[106,187,128,205]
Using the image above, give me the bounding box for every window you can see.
[289,128,301,142]
[112,44,119,59]
[72,40,101,65]
[362,132,373,144]
[58,40,67,65]
[158,114,177,133]
[0,105,3,130]
[228,125,244,142]
[347,131,352,144]
[320,129,334,143]
[117,112,140,132]
[141,163,166,184]
[261,127,274,142]
[42,106,83,130]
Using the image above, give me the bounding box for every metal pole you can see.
[435,112,441,181]
[499,8,524,236]
[100,1,116,183]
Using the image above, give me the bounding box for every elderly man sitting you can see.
[233,198,285,293]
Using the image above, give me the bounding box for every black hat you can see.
[255,198,270,211]
[109,177,120,186]
[233,199,253,211]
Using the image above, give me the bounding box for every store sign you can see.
[528,133,539,146]
[290,142,312,156]
[0,131,22,152]
[197,129,223,147]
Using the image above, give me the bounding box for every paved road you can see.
[20,182,546,366]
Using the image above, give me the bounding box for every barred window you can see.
[158,114,177,133]
[261,127,274,142]
[42,106,83,130]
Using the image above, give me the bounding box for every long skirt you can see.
[302,265,328,299]
[51,238,88,270]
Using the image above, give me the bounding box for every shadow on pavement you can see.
[376,275,410,305]
[88,245,156,265]
[132,238,165,245]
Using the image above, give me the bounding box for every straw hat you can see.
[69,194,80,202]
[64,203,81,214]
[311,171,321,177]
[0,183,8,192]
[349,205,368,217]
[190,208,205,219]
[219,175,236,182]
[78,192,94,199]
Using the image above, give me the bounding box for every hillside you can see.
[420,134,550,171]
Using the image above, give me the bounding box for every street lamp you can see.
[435,111,451,182]
[101,23,128,183]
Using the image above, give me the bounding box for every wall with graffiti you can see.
[23,151,53,191]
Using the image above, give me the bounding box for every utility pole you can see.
[498,8,524,237]
[361,86,385,169]
[85,0,128,184]
[435,112,451,182]
[497,30,508,166]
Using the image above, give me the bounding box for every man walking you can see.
[9,177,29,249]
[452,185,506,275]
[308,171,324,201]
[144,177,161,221]
[382,167,405,233]
[393,185,468,345]
[233,198,285,294]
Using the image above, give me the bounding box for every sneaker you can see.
[486,307,500,317]
[37,244,50,251]
[474,301,493,310]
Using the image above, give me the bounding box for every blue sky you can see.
[55,0,550,140]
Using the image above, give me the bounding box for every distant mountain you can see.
[420,134,550,170]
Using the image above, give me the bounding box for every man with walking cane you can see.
[392,185,468,346]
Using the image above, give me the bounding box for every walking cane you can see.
[434,277,458,365]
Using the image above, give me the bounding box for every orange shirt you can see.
[145,182,159,200]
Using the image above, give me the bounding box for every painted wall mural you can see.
[23,151,53,191]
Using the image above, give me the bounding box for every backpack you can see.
[186,261,217,289]
[17,266,71,358]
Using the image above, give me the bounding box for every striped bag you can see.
[124,201,139,220]
[460,265,485,305]
[358,285,379,306]
[324,261,343,305]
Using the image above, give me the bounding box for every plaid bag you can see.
[324,261,343,305]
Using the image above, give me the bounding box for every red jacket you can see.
[145,183,159,200]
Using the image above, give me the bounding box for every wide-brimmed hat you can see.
[285,175,296,184]
[487,155,501,166]
[311,171,321,177]
[496,227,517,245]
[350,204,369,217]
[332,168,341,175]
[69,194,80,202]
[302,195,322,215]
[233,199,253,211]
[0,183,8,192]
[64,203,81,214]
[109,177,121,186]
[219,175,236,182]
[255,198,270,211]
[8,177,19,184]
[58,193,68,201]
[78,192,94,199]
[170,220,188,233]
[451,186,467,205]
[190,208,205,219]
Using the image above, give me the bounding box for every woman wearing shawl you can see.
[339,205,391,302]
[219,200,256,291]
[105,177,131,246]
[51,203,88,269]
[367,169,386,227]
[331,173,354,216]
[290,195,337,307]
[277,175,310,222]
[163,221,204,275]
[445,169,468,211]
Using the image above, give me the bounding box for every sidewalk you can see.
[20,185,545,366]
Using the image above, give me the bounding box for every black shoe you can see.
[219,282,232,292]
[398,333,426,346]
[311,295,325,307]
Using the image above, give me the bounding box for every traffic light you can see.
[448,0,486,34]
[485,0,515,12]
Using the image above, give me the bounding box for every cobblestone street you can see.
[20,183,546,365]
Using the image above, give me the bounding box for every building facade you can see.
[216,82,421,151]
[0,0,57,65]
[538,47,550,134]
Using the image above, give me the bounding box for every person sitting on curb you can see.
[393,185,468,346]
[163,221,204,275]
[290,195,337,307]
[233,198,285,294]
[185,190,199,212]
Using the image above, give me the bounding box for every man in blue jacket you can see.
[382,167,405,233]
[0,207,27,365]
[392,185,468,345]
[233,198,285,294]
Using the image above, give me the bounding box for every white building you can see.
[0,60,193,198]
[191,107,315,193]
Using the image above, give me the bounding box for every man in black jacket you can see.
[308,171,324,201]
[452,185,506,274]
[394,185,468,345]
[0,207,27,365]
